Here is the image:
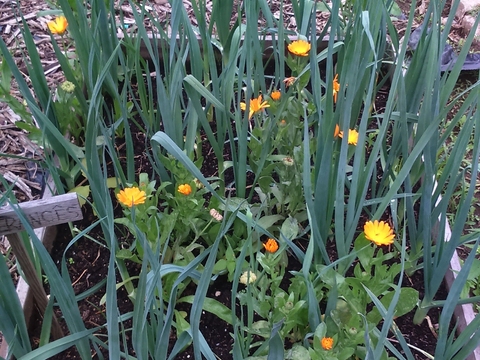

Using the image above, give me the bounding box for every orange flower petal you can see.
[47,16,68,35]
[177,184,192,195]
[364,220,395,246]
[263,238,279,253]
[117,187,146,207]
[288,39,311,57]
[321,337,334,350]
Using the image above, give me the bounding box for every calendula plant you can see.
[237,238,311,347]
[238,220,417,359]
[114,166,224,268]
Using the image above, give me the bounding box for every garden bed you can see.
[2,0,480,359]
[18,65,479,360]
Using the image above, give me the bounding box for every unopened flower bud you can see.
[348,327,358,335]
[284,301,294,311]
[282,157,294,166]
[61,81,75,93]
[209,208,223,221]
[194,178,204,189]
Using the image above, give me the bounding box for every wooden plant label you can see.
[0,192,83,342]
[0,193,83,236]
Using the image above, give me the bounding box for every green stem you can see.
[412,298,430,325]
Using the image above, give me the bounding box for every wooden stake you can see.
[6,232,64,340]
[0,192,84,341]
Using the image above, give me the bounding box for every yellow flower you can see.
[321,337,334,350]
[347,129,359,145]
[338,129,359,145]
[263,238,279,253]
[270,90,281,101]
[47,16,68,36]
[288,39,311,57]
[117,187,146,207]
[240,95,270,119]
[177,184,192,195]
[279,119,287,127]
[283,76,296,87]
[332,74,340,103]
[364,220,395,246]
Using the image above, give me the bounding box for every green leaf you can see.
[332,298,353,326]
[313,322,327,340]
[337,348,356,360]
[466,259,480,280]
[183,75,225,111]
[174,309,191,335]
[354,233,375,269]
[366,287,419,324]
[256,215,284,232]
[280,216,299,241]
[213,259,227,273]
[286,344,311,360]
[106,177,120,188]
[69,185,90,206]
[115,249,140,264]
[177,296,237,325]
[249,320,271,338]
[388,2,403,18]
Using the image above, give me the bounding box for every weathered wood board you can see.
[0,193,82,235]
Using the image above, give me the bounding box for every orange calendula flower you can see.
[177,184,192,195]
[288,39,311,57]
[283,77,296,87]
[338,129,359,145]
[240,95,270,119]
[364,220,395,246]
[117,187,146,207]
[263,238,279,253]
[321,337,334,350]
[332,74,340,103]
[333,124,342,138]
[271,90,281,101]
[47,16,68,35]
